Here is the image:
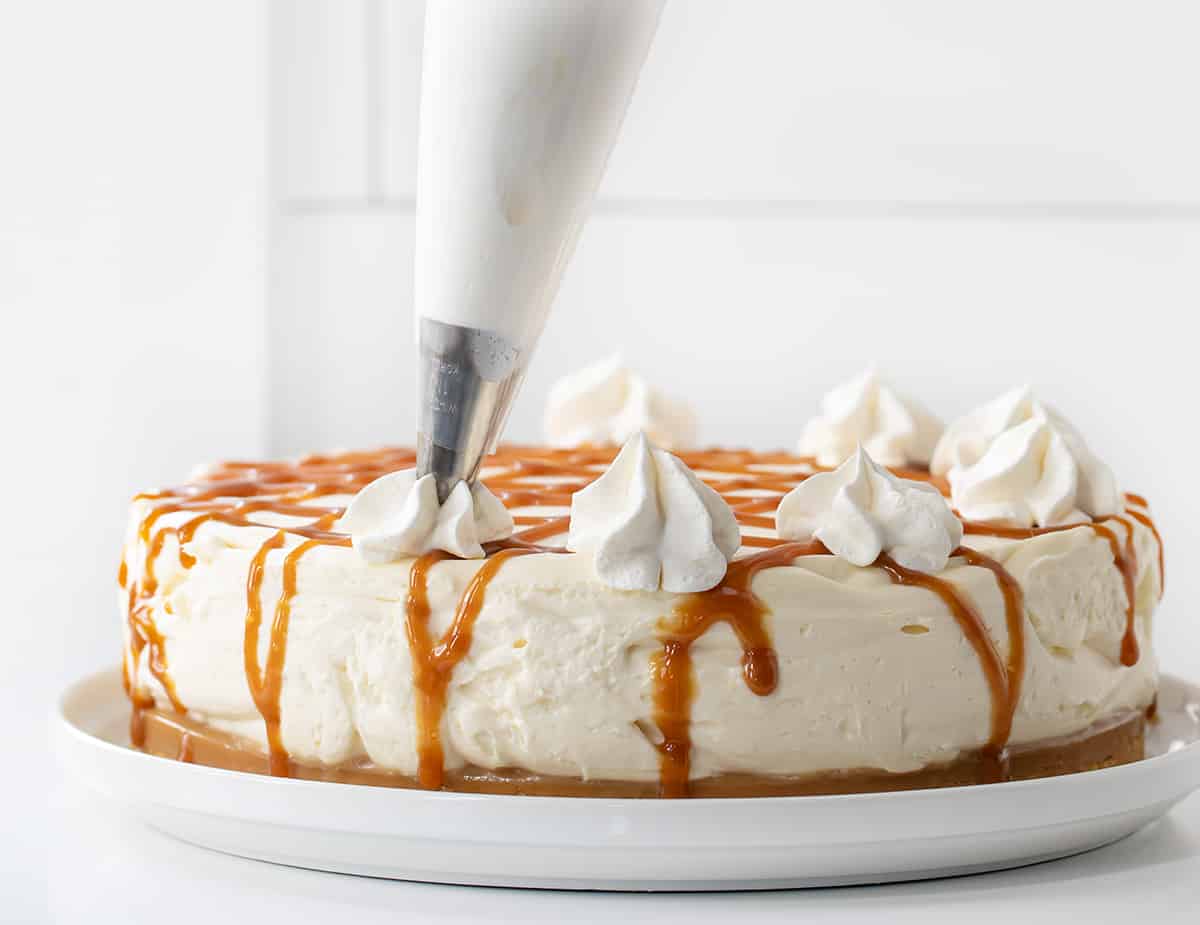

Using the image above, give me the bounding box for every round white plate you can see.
[55,668,1200,891]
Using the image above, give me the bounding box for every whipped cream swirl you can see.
[567,432,740,592]
[798,369,942,469]
[339,470,513,561]
[544,354,696,450]
[931,387,1121,527]
[776,446,962,573]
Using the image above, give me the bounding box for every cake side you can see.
[119,446,1162,793]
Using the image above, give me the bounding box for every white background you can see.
[3,3,266,917]
[276,0,1200,683]
[4,0,1200,918]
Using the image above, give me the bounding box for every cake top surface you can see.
[138,444,953,555]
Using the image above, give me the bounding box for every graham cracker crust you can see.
[135,707,1146,798]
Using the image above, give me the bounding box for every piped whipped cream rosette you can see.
[544,354,697,450]
[567,432,740,592]
[798,369,943,469]
[776,446,963,574]
[931,387,1122,528]
[339,469,513,561]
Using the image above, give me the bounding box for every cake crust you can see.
[138,706,1146,797]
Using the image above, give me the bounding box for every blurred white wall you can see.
[268,0,1200,676]
[3,7,265,901]
[1,2,267,696]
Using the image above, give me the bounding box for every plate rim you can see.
[52,667,1200,890]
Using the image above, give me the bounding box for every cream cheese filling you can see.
[123,492,1160,782]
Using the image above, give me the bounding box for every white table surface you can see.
[16,757,1200,924]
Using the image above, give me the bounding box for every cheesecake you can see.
[119,366,1163,797]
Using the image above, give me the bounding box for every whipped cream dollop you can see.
[544,355,696,450]
[776,446,962,573]
[567,432,740,592]
[339,470,513,562]
[798,369,943,469]
[931,387,1121,527]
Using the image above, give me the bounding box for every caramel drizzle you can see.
[488,445,827,544]
[879,550,1026,781]
[962,518,1142,667]
[125,585,185,746]
[123,454,380,758]
[955,547,1027,720]
[1125,508,1164,594]
[121,445,1159,793]
[403,550,452,787]
[652,541,826,797]
[243,531,337,776]
[239,511,344,775]
[405,547,538,789]
[1109,516,1141,666]
[242,531,287,772]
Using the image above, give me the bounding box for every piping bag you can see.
[414,0,664,500]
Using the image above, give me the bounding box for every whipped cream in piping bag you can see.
[798,369,942,469]
[931,386,1121,527]
[544,355,696,450]
[777,446,962,574]
[567,432,740,592]
[339,470,513,562]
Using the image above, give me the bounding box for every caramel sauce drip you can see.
[125,577,185,745]
[1107,517,1141,666]
[123,453,387,755]
[128,692,150,748]
[127,600,186,710]
[121,444,1159,795]
[403,550,452,788]
[955,547,1026,719]
[242,531,288,772]
[128,502,195,673]
[962,517,1142,667]
[877,554,1013,781]
[405,547,538,789]
[652,541,827,798]
[235,509,345,776]
[1125,507,1164,594]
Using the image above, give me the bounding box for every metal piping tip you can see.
[415,318,526,502]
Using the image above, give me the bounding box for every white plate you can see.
[54,668,1200,891]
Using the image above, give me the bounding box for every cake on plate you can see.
[120,364,1163,797]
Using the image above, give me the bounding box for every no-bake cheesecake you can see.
[120,367,1163,797]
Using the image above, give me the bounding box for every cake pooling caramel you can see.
[122,445,1162,796]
